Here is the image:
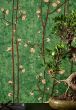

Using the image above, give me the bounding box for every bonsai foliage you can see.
[54,10,76,47]
[53,11,76,63]
[50,11,76,97]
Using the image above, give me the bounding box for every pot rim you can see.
[49,97,76,109]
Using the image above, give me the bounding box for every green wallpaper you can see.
[0,0,76,103]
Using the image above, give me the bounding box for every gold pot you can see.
[49,97,76,110]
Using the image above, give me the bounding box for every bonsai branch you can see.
[49,0,69,15]
[52,73,76,92]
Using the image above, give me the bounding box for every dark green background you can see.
[0,0,76,103]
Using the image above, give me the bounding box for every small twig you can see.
[70,60,73,75]
[49,0,69,15]
[11,0,15,103]
[65,86,69,95]
[39,0,45,28]
[15,0,20,103]
[40,1,50,103]
[0,17,12,25]
[16,40,20,103]
[64,0,69,15]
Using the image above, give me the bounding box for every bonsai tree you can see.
[49,10,76,110]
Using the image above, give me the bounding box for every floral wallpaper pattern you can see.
[0,0,76,103]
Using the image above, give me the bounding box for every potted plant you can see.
[49,11,76,110]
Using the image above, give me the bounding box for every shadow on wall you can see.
[26,103,54,110]
[0,103,55,110]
